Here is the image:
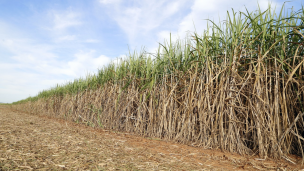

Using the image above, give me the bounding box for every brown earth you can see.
[0,105,303,171]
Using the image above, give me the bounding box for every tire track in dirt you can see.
[0,105,301,170]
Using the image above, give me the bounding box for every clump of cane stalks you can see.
[12,3,304,161]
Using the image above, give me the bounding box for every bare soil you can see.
[0,105,302,170]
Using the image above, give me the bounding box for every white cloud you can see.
[0,64,68,103]
[0,38,57,64]
[99,0,121,5]
[49,8,82,31]
[64,50,111,77]
[0,20,111,103]
[85,39,99,43]
[58,35,77,41]
[99,0,188,48]
[37,8,83,43]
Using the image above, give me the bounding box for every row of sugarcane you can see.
[12,3,304,161]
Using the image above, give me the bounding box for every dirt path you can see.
[0,105,302,170]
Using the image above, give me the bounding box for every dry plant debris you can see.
[0,105,302,170]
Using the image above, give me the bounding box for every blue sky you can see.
[0,0,302,103]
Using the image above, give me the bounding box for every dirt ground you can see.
[0,105,303,171]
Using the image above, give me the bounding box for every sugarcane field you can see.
[1,1,304,170]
